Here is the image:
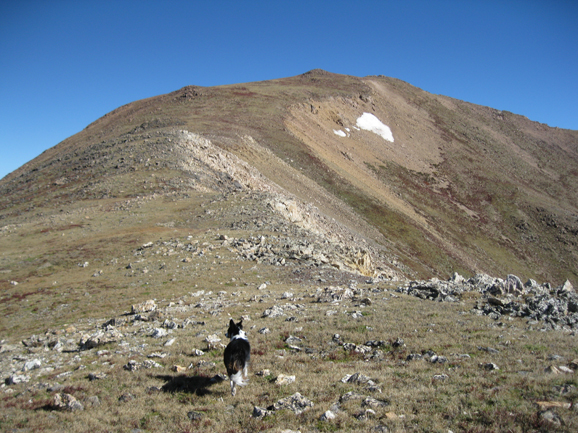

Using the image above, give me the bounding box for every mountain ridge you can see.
[1,70,577,284]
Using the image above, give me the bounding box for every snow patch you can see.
[356,113,394,142]
[333,129,347,137]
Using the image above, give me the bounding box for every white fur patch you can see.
[231,370,248,386]
[231,330,247,340]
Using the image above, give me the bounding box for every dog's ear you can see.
[237,319,243,329]
[229,318,235,327]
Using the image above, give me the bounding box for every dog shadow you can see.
[153,373,225,396]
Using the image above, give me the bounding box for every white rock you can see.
[132,300,157,314]
[320,410,336,421]
[433,374,449,380]
[22,359,42,371]
[53,393,84,411]
[205,334,221,349]
[263,305,285,318]
[7,374,30,385]
[151,328,168,338]
[275,374,296,385]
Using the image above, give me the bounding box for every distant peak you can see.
[301,69,332,77]
[171,85,204,100]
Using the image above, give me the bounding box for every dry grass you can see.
[2,197,578,432]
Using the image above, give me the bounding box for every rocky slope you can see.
[2,70,577,284]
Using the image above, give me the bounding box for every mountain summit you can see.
[1,70,577,283]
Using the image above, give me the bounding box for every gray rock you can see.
[362,397,389,408]
[187,410,204,420]
[403,273,578,330]
[162,320,178,329]
[433,374,449,380]
[478,346,500,354]
[320,410,336,421]
[88,372,107,381]
[354,408,376,420]
[252,406,273,419]
[285,335,302,345]
[343,372,376,386]
[131,300,157,314]
[124,360,140,371]
[539,409,563,427]
[119,392,135,402]
[505,274,524,295]
[150,328,168,338]
[80,328,123,349]
[262,305,285,318]
[53,393,84,411]
[7,374,30,385]
[558,280,574,294]
[480,362,499,371]
[85,396,101,407]
[270,392,314,415]
[339,391,366,403]
[22,359,41,371]
[316,286,354,303]
[274,374,296,385]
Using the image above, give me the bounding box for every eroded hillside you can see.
[1,69,577,284]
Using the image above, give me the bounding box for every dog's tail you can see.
[230,370,248,387]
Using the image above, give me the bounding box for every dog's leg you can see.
[243,364,248,382]
[230,379,236,396]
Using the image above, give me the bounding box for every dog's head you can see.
[225,319,244,339]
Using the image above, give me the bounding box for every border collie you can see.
[223,319,250,396]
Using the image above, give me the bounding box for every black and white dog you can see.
[223,319,251,396]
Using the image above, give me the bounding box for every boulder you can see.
[6,374,30,385]
[131,300,157,314]
[262,305,285,318]
[52,393,84,411]
[270,392,314,415]
[80,328,123,349]
[275,374,296,385]
[320,410,337,421]
[505,274,524,295]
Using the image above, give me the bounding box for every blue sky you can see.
[1,0,577,180]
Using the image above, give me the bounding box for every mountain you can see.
[2,70,578,432]
[2,69,577,284]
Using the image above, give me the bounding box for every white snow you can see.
[356,112,394,142]
[333,129,347,137]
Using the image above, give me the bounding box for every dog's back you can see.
[223,319,251,396]
[224,337,251,377]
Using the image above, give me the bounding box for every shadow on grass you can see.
[154,373,225,396]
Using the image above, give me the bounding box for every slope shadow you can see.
[154,373,225,396]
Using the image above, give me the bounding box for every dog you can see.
[223,318,250,396]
